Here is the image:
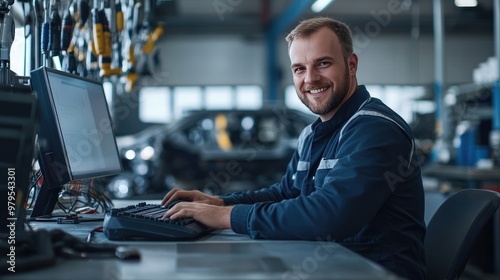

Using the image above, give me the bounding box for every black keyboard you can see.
[103,202,211,240]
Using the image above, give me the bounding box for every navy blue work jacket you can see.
[220,85,426,279]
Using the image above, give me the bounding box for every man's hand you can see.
[163,202,233,230]
[161,187,225,208]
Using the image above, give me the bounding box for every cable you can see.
[28,169,43,209]
[56,179,114,214]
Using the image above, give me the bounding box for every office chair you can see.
[425,189,500,280]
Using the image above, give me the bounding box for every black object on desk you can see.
[29,67,123,218]
[0,85,38,235]
[103,202,211,240]
[0,228,134,274]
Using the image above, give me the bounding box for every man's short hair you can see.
[286,17,353,59]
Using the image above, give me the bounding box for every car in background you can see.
[105,108,316,198]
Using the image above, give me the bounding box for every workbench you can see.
[2,201,401,280]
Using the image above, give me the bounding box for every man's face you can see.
[289,27,357,121]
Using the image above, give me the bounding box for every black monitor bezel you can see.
[30,67,122,217]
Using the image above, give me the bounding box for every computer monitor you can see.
[30,67,122,217]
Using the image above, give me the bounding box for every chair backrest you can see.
[425,189,500,280]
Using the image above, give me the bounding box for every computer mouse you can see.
[115,246,141,260]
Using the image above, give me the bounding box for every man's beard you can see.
[297,65,351,116]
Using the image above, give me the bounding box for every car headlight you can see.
[110,178,133,199]
[124,149,136,160]
[140,146,155,160]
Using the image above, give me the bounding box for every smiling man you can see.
[162,17,426,279]
[289,23,356,121]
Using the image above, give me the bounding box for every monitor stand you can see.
[29,179,61,218]
[28,144,64,219]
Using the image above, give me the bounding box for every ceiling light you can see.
[311,0,335,13]
[454,0,477,7]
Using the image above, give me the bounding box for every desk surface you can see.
[422,164,500,181]
[4,204,401,280]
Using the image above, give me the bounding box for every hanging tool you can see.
[92,0,120,77]
[70,0,90,75]
[98,8,121,77]
[124,43,136,92]
[142,0,164,53]
[62,0,91,74]
[115,0,123,33]
[111,0,123,71]
[0,0,15,85]
[40,0,50,64]
[60,10,74,52]
[141,23,163,54]
[91,1,103,56]
[32,0,45,68]
[76,0,90,29]
[123,0,142,92]
[124,0,164,92]
[131,1,143,36]
[47,0,62,58]
[61,9,76,73]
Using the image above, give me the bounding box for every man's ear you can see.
[348,53,358,74]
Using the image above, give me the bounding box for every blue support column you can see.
[432,0,444,162]
[493,0,500,130]
[495,81,500,130]
[265,0,314,104]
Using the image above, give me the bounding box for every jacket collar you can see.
[312,85,371,132]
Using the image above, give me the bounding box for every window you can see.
[173,87,203,119]
[139,87,172,123]
[138,85,263,123]
[236,86,262,109]
[205,86,232,109]
[366,85,430,124]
